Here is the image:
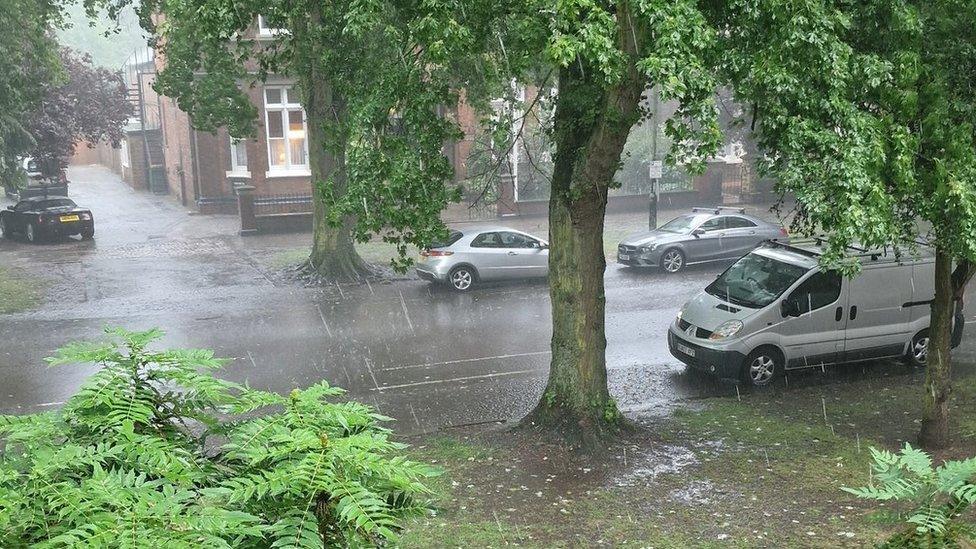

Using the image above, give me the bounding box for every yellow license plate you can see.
[59,215,79,222]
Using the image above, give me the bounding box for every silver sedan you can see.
[415,226,549,291]
[617,207,788,273]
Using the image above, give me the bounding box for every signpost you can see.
[648,160,663,229]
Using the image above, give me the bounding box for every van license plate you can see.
[618,254,630,261]
[675,342,696,357]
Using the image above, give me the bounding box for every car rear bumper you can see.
[668,328,746,379]
[38,220,93,237]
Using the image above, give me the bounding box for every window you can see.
[229,138,248,175]
[706,253,809,309]
[471,232,501,248]
[699,217,727,232]
[727,217,757,229]
[786,270,842,315]
[264,86,308,173]
[498,231,538,248]
[257,15,286,37]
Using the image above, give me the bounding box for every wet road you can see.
[2,166,975,434]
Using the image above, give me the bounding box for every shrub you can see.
[843,444,976,547]
[0,328,438,547]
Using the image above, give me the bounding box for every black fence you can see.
[253,193,314,216]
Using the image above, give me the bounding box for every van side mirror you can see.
[692,228,705,238]
[5,206,13,211]
[780,299,801,318]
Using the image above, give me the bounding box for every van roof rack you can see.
[767,236,933,262]
[691,206,747,215]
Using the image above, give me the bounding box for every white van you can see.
[668,240,965,386]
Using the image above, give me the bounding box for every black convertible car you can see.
[0,196,94,242]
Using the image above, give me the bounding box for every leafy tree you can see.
[0,328,437,547]
[27,46,131,177]
[706,0,976,448]
[844,444,976,546]
[134,0,475,278]
[473,0,722,446]
[0,0,62,182]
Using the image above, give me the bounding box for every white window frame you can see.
[227,137,250,178]
[257,15,287,38]
[263,85,310,177]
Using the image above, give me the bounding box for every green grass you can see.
[0,267,41,313]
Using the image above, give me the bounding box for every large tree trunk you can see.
[919,247,956,449]
[521,20,644,448]
[301,7,371,282]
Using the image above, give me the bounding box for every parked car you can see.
[668,239,964,387]
[3,157,69,199]
[415,227,549,291]
[617,207,788,273]
[0,196,94,242]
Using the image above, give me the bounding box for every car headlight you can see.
[709,320,743,340]
[638,244,658,253]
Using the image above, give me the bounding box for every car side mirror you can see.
[781,299,801,318]
[692,228,705,238]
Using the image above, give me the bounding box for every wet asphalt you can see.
[2,165,975,435]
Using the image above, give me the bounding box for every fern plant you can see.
[843,444,976,548]
[0,328,437,548]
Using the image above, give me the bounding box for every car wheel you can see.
[0,218,8,239]
[742,347,782,387]
[25,222,36,243]
[908,329,929,367]
[661,248,685,273]
[448,266,475,292]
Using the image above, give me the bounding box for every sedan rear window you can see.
[429,230,463,248]
[38,199,76,210]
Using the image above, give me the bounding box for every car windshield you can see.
[38,199,76,210]
[705,253,809,309]
[658,214,709,234]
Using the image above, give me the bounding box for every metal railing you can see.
[253,193,314,216]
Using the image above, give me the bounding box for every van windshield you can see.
[705,253,809,309]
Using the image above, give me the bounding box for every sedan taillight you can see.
[421,249,454,257]
[779,227,789,237]
[80,212,92,221]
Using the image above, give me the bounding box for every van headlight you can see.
[709,320,743,340]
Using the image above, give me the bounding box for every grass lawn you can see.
[401,366,976,548]
[0,266,42,314]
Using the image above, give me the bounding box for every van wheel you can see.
[908,329,929,368]
[742,347,782,387]
[448,266,476,292]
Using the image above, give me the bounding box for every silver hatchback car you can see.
[617,207,788,273]
[415,226,549,291]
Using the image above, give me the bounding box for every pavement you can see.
[2,165,975,435]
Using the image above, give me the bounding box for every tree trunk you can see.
[301,7,372,282]
[919,247,955,449]
[521,18,644,448]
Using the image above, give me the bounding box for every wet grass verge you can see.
[401,367,976,547]
[0,266,42,314]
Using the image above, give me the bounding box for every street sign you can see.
[648,160,663,179]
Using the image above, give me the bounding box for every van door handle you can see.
[835,306,843,322]
[508,251,517,256]
[850,306,858,320]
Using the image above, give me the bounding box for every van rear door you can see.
[843,263,913,361]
